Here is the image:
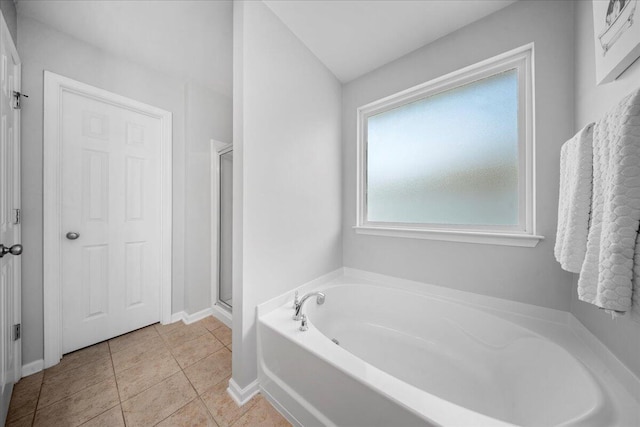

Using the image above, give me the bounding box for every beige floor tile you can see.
[232,396,291,427]
[154,320,186,336]
[171,332,225,369]
[6,371,43,422]
[197,316,226,332]
[211,325,232,347]
[200,377,258,427]
[161,323,209,348]
[80,405,124,427]
[183,348,232,394]
[44,342,110,379]
[33,377,119,427]
[5,412,35,427]
[115,347,180,401]
[111,335,166,373]
[108,325,159,354]
[38,356,114,409]
[7,324,286,427]
[121,371,197,427]
[156,398,216,427]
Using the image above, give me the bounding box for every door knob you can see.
[0,244,22,258]
[66,232,80,240]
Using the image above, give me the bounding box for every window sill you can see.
[353,226,544,247]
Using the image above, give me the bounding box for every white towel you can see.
[578,89,640,314]
[632,233,640,320]
[555,124,594,273]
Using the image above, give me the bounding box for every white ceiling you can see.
[264,0,518,83]
[16,0,517,90]
[16,0,233,97]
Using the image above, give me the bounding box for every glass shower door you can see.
[218,148,233,309]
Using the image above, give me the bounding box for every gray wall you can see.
[572,0,640,377]
[0,0,16,42]
[342,0,576,311]
[184,81,232,314]
[17,15,231,365]
[232,0,343,388]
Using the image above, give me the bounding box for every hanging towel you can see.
[632,233,640,320]
[578,89,640,314]
[555,124,594,273]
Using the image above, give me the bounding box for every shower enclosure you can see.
[217,147,233,309]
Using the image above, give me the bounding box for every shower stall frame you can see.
[212,142,233,314]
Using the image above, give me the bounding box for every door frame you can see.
[43,72,172,368]
[210,140,232,324]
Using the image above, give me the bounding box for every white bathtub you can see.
[257,272,640,427]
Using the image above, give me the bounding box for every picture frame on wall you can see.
[592,0,640,84]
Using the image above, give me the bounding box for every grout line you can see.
[34,358,113,411]
[116,359,180,403]
[30,320,243,427]
[31,372,45,426]
[76,341,121,427]
[166,329,226,370]
[198,396,222,427]
[110,326,162,356]
[166,326,231,423]
[42,341,111,380]
[151,396,197,426]
[118,405,126,427]
[43,352,112,383]
[179,350,202,397]
[76,403,121,427]
[108,344,126,426]
[26,411,35,427]
[168,327,219,350]
[160,328,209,349]
[201,374,234,397]
[150,337,204,426]
[115,324,213,406]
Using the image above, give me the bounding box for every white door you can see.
[59,80,166,353]
[0,11,21,423]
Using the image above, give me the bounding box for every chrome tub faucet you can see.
[293,290,325,321]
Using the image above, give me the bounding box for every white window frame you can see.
[355,44,543,247]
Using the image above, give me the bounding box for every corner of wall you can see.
[231,0,248,389]
[0,0,17,42]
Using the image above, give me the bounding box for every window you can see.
[355,45,542,247]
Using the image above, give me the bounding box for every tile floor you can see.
[5,317,291,427]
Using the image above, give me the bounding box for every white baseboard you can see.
[22,359,44,377]
[169,312,184,324]
[182,307,214,324]
[169,306,231,327]
[227,377,260,406]
[212,304,232,328]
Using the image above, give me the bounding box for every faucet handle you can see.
[292,290,299,309]
[299,314,309,332]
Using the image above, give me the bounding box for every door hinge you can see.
[13,208,20,225]
[13,324,20,340]
[12,91,28,110]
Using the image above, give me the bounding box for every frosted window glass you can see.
[366,70,519,226]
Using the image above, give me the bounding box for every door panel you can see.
[61,90,162,353]
[0,14,20,424]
